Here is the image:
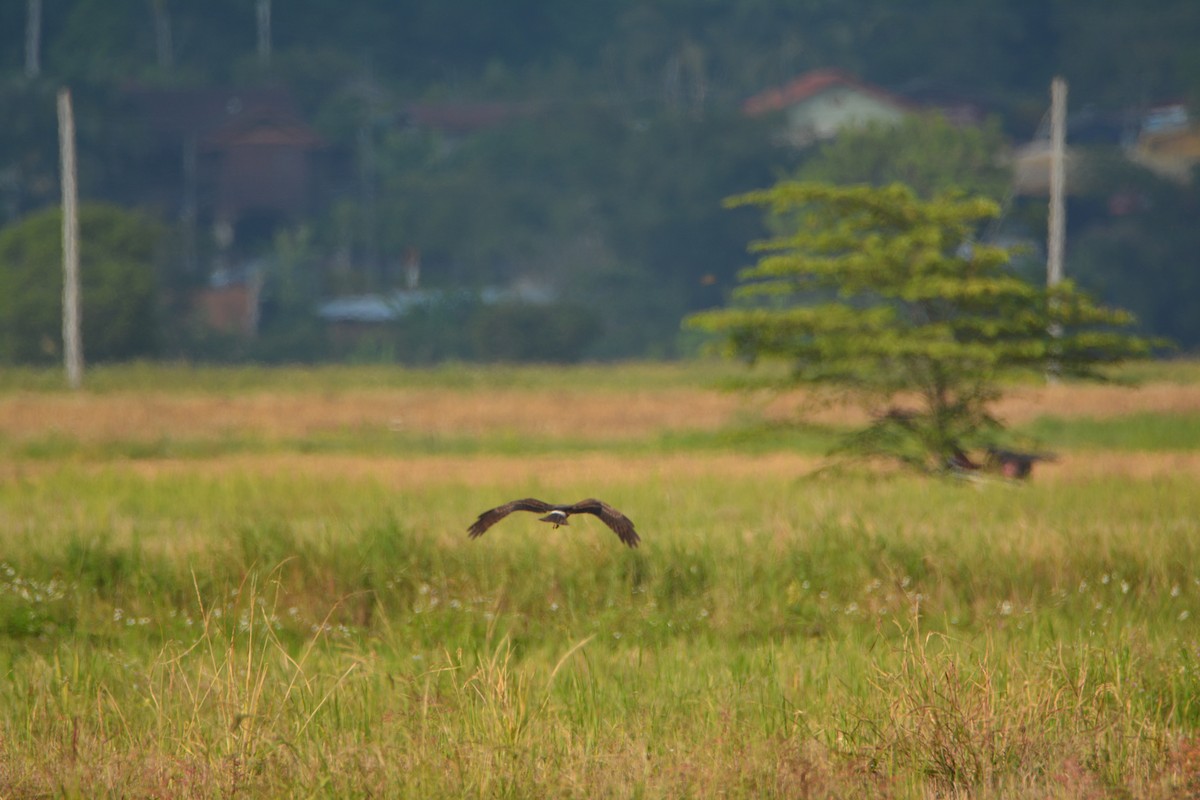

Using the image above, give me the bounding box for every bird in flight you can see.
[467,498,640,548]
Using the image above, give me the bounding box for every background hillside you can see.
[2,0,1199,362]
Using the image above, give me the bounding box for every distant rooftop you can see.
[317,283,555,324]
[742,68,912,116]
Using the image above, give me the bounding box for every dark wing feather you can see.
[467,498,555,539]
[566,499,640,548]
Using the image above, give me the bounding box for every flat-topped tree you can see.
[686,182,1160,471]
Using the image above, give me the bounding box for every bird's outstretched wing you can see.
[566,499,640,548]
[467,498,555,539]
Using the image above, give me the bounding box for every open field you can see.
[0,362,1198,798]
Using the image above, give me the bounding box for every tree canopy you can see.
[0,204,162,364]
[796,114,1011,201]
[687,182,1159,468]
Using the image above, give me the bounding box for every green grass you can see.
[1,361,1199,797]
[1019,412,1200,451]
[0,420,843,462]
[1,466,1199,797]
[1,411,1194,464]
[2,356,1196,395]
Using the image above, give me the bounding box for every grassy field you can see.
[1,362,1199,798]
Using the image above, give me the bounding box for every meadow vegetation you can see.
[0,362,1198,798]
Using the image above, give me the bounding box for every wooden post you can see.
[58,88,83,390]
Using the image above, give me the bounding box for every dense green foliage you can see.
[366,108,776,359]
[5,1,1195,107]
[0,204,162,363]
[687,182,1157,467]
[796,114,1012,201]
[1064,151,1200,349]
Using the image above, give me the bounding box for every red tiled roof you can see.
[742,68,911,116]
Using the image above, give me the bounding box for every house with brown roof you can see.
[201,104,326,226]
[742,69,914,147]
[127,86,332,336]
[127,86,328,236]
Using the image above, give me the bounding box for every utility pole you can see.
[181,135,198,274]
[58,88,83,390]
[151,0,174,71]
[257,0,272,67]
[25,0,42,79]
[1047,77,1067,290]
[1046,76,1067,382]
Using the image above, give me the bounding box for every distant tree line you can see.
[0,0,1198,362]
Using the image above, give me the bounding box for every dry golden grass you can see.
[991,381,1200,421]
[0,388,735,441]
[778,381,1200,427]
[3,380,1199,443]
[3,373,1199,494]
[86,451,828,488]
